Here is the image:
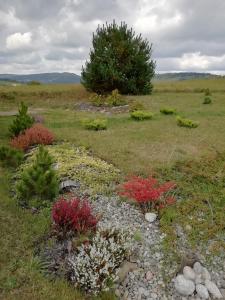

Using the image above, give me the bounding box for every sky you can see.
[0,0,225,75]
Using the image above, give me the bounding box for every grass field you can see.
[0,79,225,299]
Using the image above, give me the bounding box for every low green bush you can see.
[83,118,107,130]
[203,96,212,104]
[0,146,24,168]
[160,107,176,115]
[89,93,105,107]
[130,110,153,121]
[176,116,199,128]
[16,145,58,208]
[204,88,211,96]
[129,101,145,112]
[106,89,127,106]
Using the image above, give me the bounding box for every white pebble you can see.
[183,266,196,281]
[193,262,202,274]
[205,280,223,299]
[196,284,209,299]
[174,274,195,296]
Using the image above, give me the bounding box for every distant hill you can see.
[154,72,221,81]
[0,72,81,84]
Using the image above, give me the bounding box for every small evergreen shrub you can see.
[90,93,105,107]
[52,197,98,238]
[9,102,34,136]
[119,176,176,212]
[16,146,58,207]
[68,227,130,294]
[83,119,107,131]
[10,124,55,151]
[106,89,127,106]
[176,116,199,128]
[204,88,211,96]
[130,110,153,121]
[129,101,145,112]
[160,107,176,115]
[0,146,23,168]
[203,96,212,104]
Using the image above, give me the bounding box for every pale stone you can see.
[174,274,195,296]
[201,267,211,281]
[193,262,202,274]
[145,271,153,281]
[196,284,209,299]
[205,280,223,299]
[183,266,196,281]
[145,212,157,223]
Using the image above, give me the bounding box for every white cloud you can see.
[6,32,32,50]
[179,52,210,70]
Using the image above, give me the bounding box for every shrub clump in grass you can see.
[203,96,212,104]
[83,118,107,131]
[89,93,105,107]
[129,101,145,112]
[106,89,127,107]
[176,116,199,128]
[130,110,153,121]
[0,145,24,168]
[160,107,176,115]
[204,88,211,96]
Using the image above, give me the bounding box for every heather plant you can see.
[16,146,58,207]
[82,118,107,131]
[68,227,130,294]
[119,176,176,212]
[10,124,55,151]
[0,146,24,168]
[176,116,199,128]
[52,197,98,238]
[160,107,176,115]
[9,102,34,137]
[130,110,153,121]
[82,21,155,94]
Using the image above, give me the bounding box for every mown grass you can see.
[0,79,225,298]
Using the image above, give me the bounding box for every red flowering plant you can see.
[119,176,176,212]
[10,124,54,151]
[52,197,98,239]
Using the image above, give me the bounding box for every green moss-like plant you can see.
[82,119,107,131]
[9,102,34,136]
[0,146,24,168]
[176,116,199,128]
[17,143,120,196]
[130,110,153,121]
[203,96,212,104]
[160,107,176,115]
[16,145,58,207]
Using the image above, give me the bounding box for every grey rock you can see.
[117,261,138,283]
[201,267,211,281]
[205,280,223,298]
[174,274,195,296]
[196,284,209,299]
[59,179,80,191]
[193,262,203,274]
[183,266,196,281]
[145,212,157,223]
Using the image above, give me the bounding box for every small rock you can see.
[115,289,121,297]
[185,224,192,231]
[205,280,223,299]
[201,267,211,281]
[195,274,203,284]
[145,212,157,223]
[123,290,129,300]
[196,284,209,299]
[117,261,138,283]
[183,266,196,281]
[145,271,153,281]
[193,262,203,274]
[174,274,195,296]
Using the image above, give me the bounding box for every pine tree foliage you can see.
[81,21,155,95]
[16,146,58,207]
[9,102,34,136]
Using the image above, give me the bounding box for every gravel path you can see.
[0,108,44,116]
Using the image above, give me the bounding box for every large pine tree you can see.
[81,21,155,95]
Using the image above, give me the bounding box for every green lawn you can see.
[0,79,225,299]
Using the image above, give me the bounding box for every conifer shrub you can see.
[203,96,212,104]
[16,145,58,207]
[160,107,176,115]
[130,110,153,121]
[10,124,55,151]
[106,89,127,106]
[176,116,199,128]
[82,21,155,95]
[0,146,24,168]
[9,102,34,136]
[90,93,105,107]
[52,197,98,238]
[82,118,107,131]
[129,101,145,112]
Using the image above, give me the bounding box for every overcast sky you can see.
[1,0,225,75]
